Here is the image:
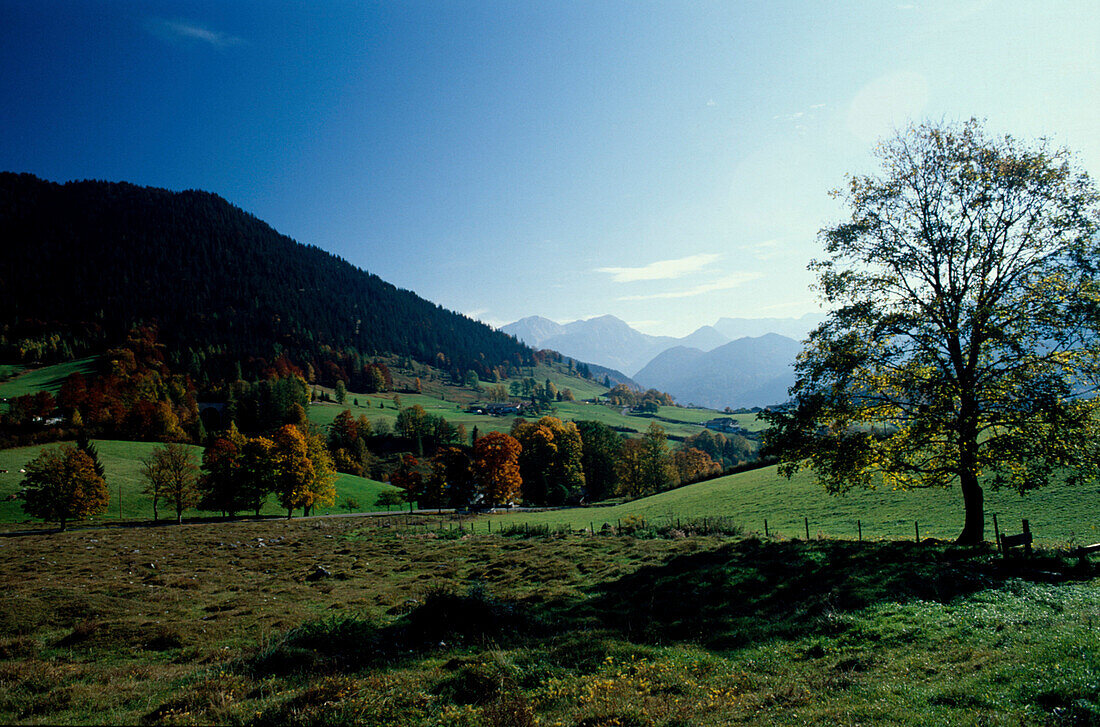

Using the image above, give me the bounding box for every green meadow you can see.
[0,440,400,526]
[480,464,1100,546]
[0,516,1096,725]
[0,357,96,401]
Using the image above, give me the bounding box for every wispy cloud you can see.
[597,253,720,283]
[773,103,828,135]
[739,238,789,261]
[149,19,246,47]
[617,272,763,301]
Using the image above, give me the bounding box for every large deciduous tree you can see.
[473,432,523,507]
[512,417,585,505]
[21,444,109,531]
[763,119,1100,544]
[141,442,200,524]
[272,424,314,519]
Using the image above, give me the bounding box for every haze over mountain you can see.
[712,314,823,342]
[502,315,734,376]
[501,313,817,379]
[634,333,803,409]
[502,313,817,408]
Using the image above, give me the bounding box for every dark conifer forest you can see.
[0,173,533,383]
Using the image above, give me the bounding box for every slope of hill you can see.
[480,461,1099,544]
[0,173,532,379]
[633,333,801,409]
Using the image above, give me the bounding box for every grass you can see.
[4,436,1096,546]
[307,387,732,441]
[0,440,401,525]
[0,357,97,400]
[0,364,24,381]
[0,517,1096,725]
[478,464,1100,545]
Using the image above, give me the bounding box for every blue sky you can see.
[3,1,1098,336]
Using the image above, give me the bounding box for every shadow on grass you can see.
[242,538,1084,680]
[578,538,1072,648]
[245,584,549,677]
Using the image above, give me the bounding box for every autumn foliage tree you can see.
[272,424,315,519]
[21,444,109,530]
[198,425,247,516]
[389,454,424,510]
[140,442,200,523]
[671,447,721,486]
[473,432,522,507]
[301,425,336,516]
[764,119,1100,543]
[512,417,585,505]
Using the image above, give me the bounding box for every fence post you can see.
[915,521,920,543]
[804,517,810,540]
[764,519,769,537]
[857,520,862,541]
[1022,519,1032,557]
[993,513,1001,553]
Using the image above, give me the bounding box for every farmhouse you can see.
[704,417,751,436]
[465,402,525,416]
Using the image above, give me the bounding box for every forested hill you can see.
[0,173,532,379]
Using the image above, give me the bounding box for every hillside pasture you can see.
[308,387,722,441]
[0,440,399,526]
[0,357,96,401]
[480,464,1100,545]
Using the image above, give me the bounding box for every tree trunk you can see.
[956,468,985,544]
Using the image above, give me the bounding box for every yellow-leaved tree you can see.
[764,119,1100,543]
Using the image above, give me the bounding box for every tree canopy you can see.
[764,118,1100,543]
[21,444,109,530]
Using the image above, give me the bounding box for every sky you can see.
[2,1,1098,337]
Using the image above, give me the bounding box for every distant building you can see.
[704,417,751,436]
[466,402,525,416]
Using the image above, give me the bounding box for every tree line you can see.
[15,406,749,528]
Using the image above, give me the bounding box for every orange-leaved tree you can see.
[473,431,522,507]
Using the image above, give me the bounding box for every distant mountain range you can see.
[634,333,803,409]
[501,313,823,408]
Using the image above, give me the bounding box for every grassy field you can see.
[307,389,733,442]
[0,440,400,525]
[0,357,97,400]
[0,364,24,381]
[0,516,1095,725]
[4,437,1095,546]
[479,464,1100,546]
